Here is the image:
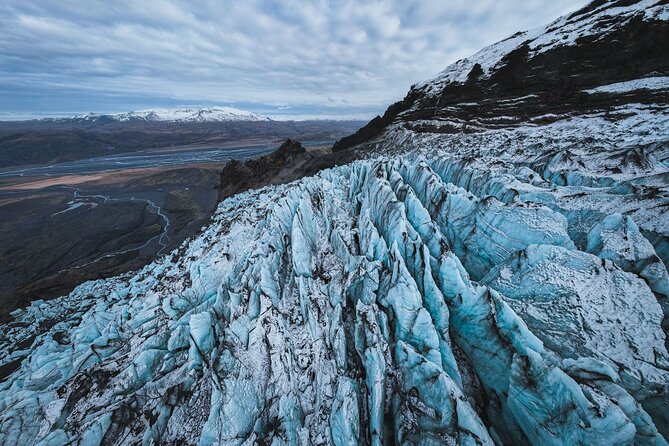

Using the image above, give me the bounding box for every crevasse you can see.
[1,152,667,445]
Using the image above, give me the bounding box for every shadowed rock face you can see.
[219,139,357,200]
[219,139,313,199]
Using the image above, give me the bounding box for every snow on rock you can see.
[415,0,669,98]
[585,76,669,95]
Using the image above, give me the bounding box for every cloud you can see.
[0,0,588,117]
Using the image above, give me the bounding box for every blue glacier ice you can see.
[1,122,668,444]
[1,15,669,438]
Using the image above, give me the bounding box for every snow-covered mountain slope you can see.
[334,0,669,151]
[2,1,669,445]
[65,107,272,123]
[415,0,669,95]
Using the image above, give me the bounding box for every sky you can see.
[0,0,588,120]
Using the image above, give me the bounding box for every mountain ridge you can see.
[61,106,273,123]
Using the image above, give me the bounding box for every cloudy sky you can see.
[0,0,587,119]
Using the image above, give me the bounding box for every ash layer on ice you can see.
[1,0,669,444]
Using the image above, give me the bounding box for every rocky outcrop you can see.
[219,139,356,201]
[218,139,311,199]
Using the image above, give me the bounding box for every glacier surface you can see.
[1,104,668,445]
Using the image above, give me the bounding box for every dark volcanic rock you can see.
[219,139,355,200]
[331,93,420,152]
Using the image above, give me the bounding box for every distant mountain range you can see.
[60,106,273,123]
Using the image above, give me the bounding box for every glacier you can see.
[1,104,668,445]
[2,0,669,442]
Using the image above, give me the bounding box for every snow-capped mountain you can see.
[1,1,669,445]
[67,106,272,123]
[334,0,669,150]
